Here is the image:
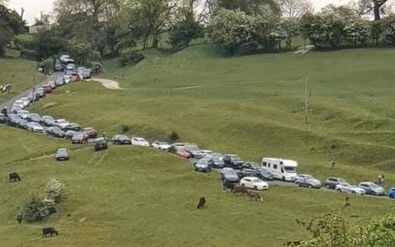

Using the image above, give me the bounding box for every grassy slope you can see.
[0,58,44,104]
[1,46,395,246]
[0,126,394,247]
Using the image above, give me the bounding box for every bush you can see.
[20,49,39,60]
[39,57,54,74]
[169,14,203,49]
[119,50,145,67]
[168,131,180,142]
[121,125,130,133]
[21,179,65,223]
[23,196,56,223]
[88,61,103,75]
[45,178,65,203]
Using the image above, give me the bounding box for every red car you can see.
[43,85,53,94]
[71,133,88,144]
[82,127,97,139]
[175,148,191,159]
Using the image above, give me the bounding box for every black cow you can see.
[42,227,58,238]
[197,197,206,209]
[8,172,21,183]
[16,213,23,224]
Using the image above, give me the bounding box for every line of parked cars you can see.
[125,139,394,198]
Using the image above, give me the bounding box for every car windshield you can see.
[252,179,261,183]
[370,183,381,188]
[284,167,296,173]
[159,142,168,145]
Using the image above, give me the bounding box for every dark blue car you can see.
[389,187,395,199]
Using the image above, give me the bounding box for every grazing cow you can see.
[197,197,206,209]
[286,240,302,246]
[246,190,263,201]
[42,227,58,238]
[232,184,248,195]
[16,213,23,224]
[8,172,21,183]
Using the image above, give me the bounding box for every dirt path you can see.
[87,78,123,90]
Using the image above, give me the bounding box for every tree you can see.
[126,0,177,49]
[359,0,390,21]
[168,3,204,49]
[278,0,312,19]
[217,0,281,16]
[0,3,25,57]
[295,212,395,247]
[208,8,280,54]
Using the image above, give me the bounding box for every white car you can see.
[63,75,72,84]
[16,110,30,119]
[152,141,171,150]
[240,177,269,191]
[27,122,44,132]
[66,63,75,71]
[56,119,70,129]
[200,150,213,156]
[20,97,30,106]
[336,183,365,195]
[132,137,150,147]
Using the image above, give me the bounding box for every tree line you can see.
[2,0,395,63]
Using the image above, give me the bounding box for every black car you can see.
[94,138,108,152]
[194,158,213,173]
[255,168,274,181]
[211,156,225,169]
[41,116,56,126]
[237,168,257,179]
[47,127,65,138]
[64,123,81,132]
[242,161,259,169]
[26,114,42,123]
[223,154,244,169]
[56,148,69,161]
[185,146,204,159]
[324,177,347,190]
[112,135,132,145]
[220,167,239,182]
[16,119,29,129]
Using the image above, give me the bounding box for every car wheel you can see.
[351,191,356,194]
[254,186,258,190]
[326,184,331,189]
[337,189,342,193]
[282,176,286,181]
[241,183,245,187]
[308,185,312,189]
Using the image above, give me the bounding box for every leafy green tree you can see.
[380,15,395,45]
[217,0,281,16]
[126,0,177,49]
[169,6,203,49]
[294,211,395,247]
[208,9,258,54]
[0,3,25,57]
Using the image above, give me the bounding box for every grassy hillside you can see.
[0,58,44,104]
[35,46,395,184]
[1,46,395,246]
[0,126,394,247]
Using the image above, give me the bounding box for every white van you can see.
[261,158,298,182]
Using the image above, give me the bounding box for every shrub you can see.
[169,131,180,142]
[23,196,56,223]
[21,179,65,223]
[88,61,103,75]
[119,50,144,67]
[39,57,54,74]
[121,124,130,133]
[45,178,65,203]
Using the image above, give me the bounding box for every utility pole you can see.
[304,78,309,124]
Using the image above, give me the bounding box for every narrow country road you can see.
[0,72,61,110]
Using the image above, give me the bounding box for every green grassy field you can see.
[0,58,44,104]
[1,46,395,246]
